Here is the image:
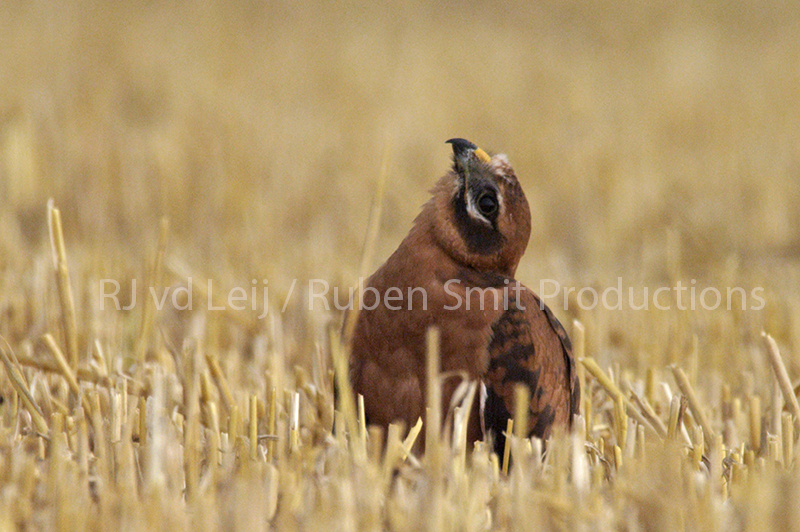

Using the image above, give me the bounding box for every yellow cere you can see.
[474,147,492,163]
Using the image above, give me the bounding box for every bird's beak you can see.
[446,138,492,185]
[446,138,491,164]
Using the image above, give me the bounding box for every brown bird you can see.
[348,138,579,454]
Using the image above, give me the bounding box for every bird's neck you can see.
[406,198,519,279]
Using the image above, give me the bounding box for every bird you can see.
[347,138,579,454]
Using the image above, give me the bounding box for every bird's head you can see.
[422,138,531,276]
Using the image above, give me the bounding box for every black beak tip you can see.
[446,138,478,157]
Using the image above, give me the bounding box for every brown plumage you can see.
[348,138,579,452]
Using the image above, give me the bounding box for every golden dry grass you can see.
[1,0,800,530]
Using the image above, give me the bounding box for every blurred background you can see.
[1,0,799,381]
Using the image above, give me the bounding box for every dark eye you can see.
[477,192,498,216]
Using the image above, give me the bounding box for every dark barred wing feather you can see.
[483,286,579,456]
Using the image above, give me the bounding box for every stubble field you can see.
[1,1,800,530]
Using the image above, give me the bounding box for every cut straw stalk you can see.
[425,327,442,455]
[206,353,235,414]
[138,396,148,446]
[749,395,761,453]
[41,333,91,415]
[13,348,214,435]
[401,417,423,460]
[614,396,628,450]
[513,383,530,439]
[783,413,794,466]
[0,339,48,434]
[48,202,79,370]
[267,387,277,460]
[250,395,259,460]
[502,418,514,476]
[762,332,800,432]
[367,425,383,464]
[580,358,663,438]
[136,217,169,363]
[425,326,444,532]
[330,327,364,461]
[228,404,240,441]
[670,365,716,442]
[16,352,118,390]
[629,390,668,438]
[76,407,89,475]
[358,394,367,453]
[573,320,587,421]
[383,423,405,486]
[289,392,300,453]
[452,382,477,472]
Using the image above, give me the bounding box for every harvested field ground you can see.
[1,1,800,530]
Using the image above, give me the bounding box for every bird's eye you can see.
[477,192,498,216]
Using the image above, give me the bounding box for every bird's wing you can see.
[483,285,579,455]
